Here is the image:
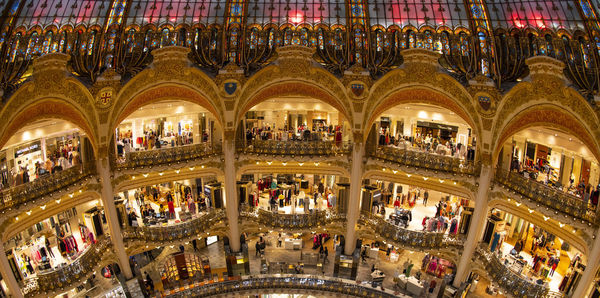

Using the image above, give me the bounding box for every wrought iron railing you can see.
[239,140,352,156]
[475,245,551,298]
[117,143,221,169]
[123,210,226,242]
[495,169,594,223]
[370,146,480,176]
[161,274,398,298]
[359,214,463,250]
[239,207,346,230]
[24,236,112,296]
[0,165,93,212]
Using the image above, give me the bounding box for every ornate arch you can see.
[364,50,481,147]
[493,82,600,165]
[489,199,589,256]
[0,100,98,153]
[0,53,99,152]
[109,46,224,137]
[234,46,353,134]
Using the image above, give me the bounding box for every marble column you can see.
[572,234,600,297]
[0,241,23,298]
[223,131,241,252]
[344,139,365,255]
[453,165,492,287]
[96,158,133,279]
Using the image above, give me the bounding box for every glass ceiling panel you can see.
[15,0,112,30]
[486,0,585,32]
[247,0,346,26]
[367,0,471,30]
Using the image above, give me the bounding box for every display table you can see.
[371,270,385,283]
[390,252,399,263]
[397,275,423,296]
[369,248,379,259]
[284,238,303,250]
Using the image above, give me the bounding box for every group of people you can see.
[379,129,475,160]
[245,124,344,145]
[116,128,210,158]
[13,145,81,187]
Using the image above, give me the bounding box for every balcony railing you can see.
[475,246,551,298]
[0,165,93,212]
[239,207,345,230]
[495,169,594,223]
[239,140,352,156]
[123,210,226,242]
[370,146,480,176]
[359,215,463,250]
[161,274,398,298]
[117,143,221,169]
[25,236,112,296]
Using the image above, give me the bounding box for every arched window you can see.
[160,28,170,47]
[87,31,97,55]
[42,31,54,54]
[440,31,450,55]
[407,30,416,48]
[423,30,433,50]
[106,29,117,52]
[125,29,136,53]
[10,33,21,62]
[579,37,591,68]
[143,30,153,52]
[317,28,324,50]
[283,28,293,46]
[528,33,538,56]
[299,27,309,47]
[26,32,39,58]
[249,27,259,49]
[178,28,187,46]
[459,32,469,55]
[544,34,553,56]
[374,29,383,52]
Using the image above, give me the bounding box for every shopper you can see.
[423,190,429,206]
[323,247,329,264]
[145,272,154,292]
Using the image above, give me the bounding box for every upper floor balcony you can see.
[370,145,480,176]
[116,143,222,170]
[123,210,226,243]
[359,214,463,251]
[238,140,352,157]
[239,207,346,231]
[0,164,94,214]
[24,235,112,297]
[474,245,555,298]
[162,274,398,297]
[495,169,595,224]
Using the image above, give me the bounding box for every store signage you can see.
[417,121,458,132]
[14,142,41,158]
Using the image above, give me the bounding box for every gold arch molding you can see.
[0,99,98,154]
[111,83,224,133]
[492,105,600,165]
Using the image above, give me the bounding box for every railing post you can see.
[96,158,133,279]
[223,130,241,252]
[453,164,492,287]
[0,241,23,298]
[344,135,365,255]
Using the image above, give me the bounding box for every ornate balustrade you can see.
[475,246,552,298]
[0,165,94,213]
[123,210,226,242]
[239,207,345,230]
[239,140,352,157]
[495,169,594,223]
[117,143,221,169]
[162,274,398,298]
[370,146,480,176]
[359,215,463,250]
[24,236,112,296]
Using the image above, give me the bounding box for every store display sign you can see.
[14,141,41,158]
